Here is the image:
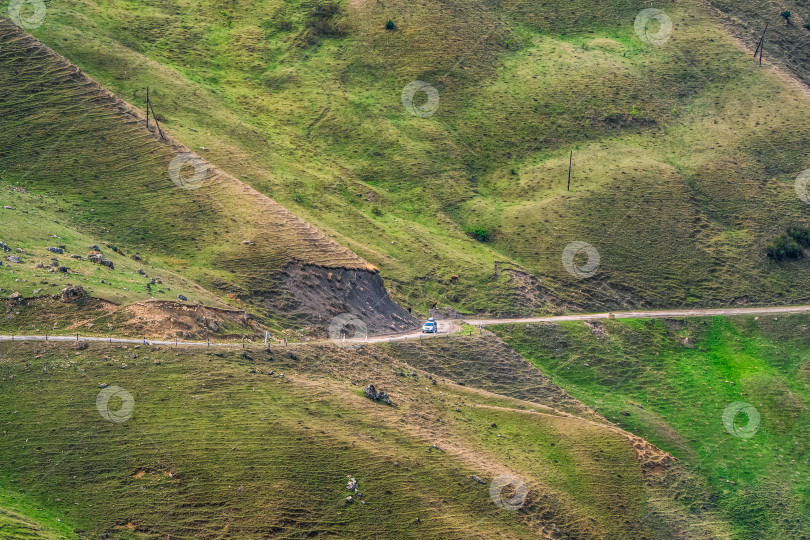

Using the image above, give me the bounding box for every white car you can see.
[422,318,438,333]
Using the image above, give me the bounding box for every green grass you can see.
[11,0,810,315]
[0,339,722,538]
[0,186,227,308]
[492,315,810,537]
[0,486,78,539]
[0,21,378,336]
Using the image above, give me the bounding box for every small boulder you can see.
[47,247,64,254]
[177,294,188,301]
[7,256,21,263]
[8,291,23,304]
[73,341,89,350]
[364,384,393,405]
[60,285,86,303]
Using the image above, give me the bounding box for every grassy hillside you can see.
[17,0,810,315]
[492,315,810,538]
[0,20,416,337]
[0,339,731,538]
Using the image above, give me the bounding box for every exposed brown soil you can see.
[276,261,418,336]
[118,300,253,339]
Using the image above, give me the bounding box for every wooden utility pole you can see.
[145,86,165,139]
[754,23,768,64]
[567,150,572,191]
[149,99,165,139]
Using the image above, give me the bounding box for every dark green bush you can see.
[788,226,810,247]
[766,226,810,260]
[385,20,395,30]
[767,233,802,260]
[465,226,491,242]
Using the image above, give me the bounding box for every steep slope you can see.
[0,339,733,538]
[0,20,416,336]
[19,0,810,315]
[493,315,810,537]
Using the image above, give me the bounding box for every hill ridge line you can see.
[0,18,375,273]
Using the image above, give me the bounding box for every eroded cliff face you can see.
[274,262,418,336]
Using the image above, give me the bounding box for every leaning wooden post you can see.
[146,86,150,129]
[150,101,165,139]
[567,150,572,191]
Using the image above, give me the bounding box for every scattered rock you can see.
[471,475,486,484]
[8,291,23,304]
[364,384,393,405]
[0,242,10,252]
[98,383,108,388]
[88,245,100,251]
[345,496,353,504]
[73,341,88,350]
[620,410,631,416]
[177,294,188,301]
[57,266,68,273]
[7,256,21,263]
[136,269,146,276]
[59,285,86,303]
[346,477,357,490]
[88,253,114,269]
[47,247,63,254]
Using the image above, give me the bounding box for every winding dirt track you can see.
[3,304,810,348]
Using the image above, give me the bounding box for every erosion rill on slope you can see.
[0,19,417,335]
